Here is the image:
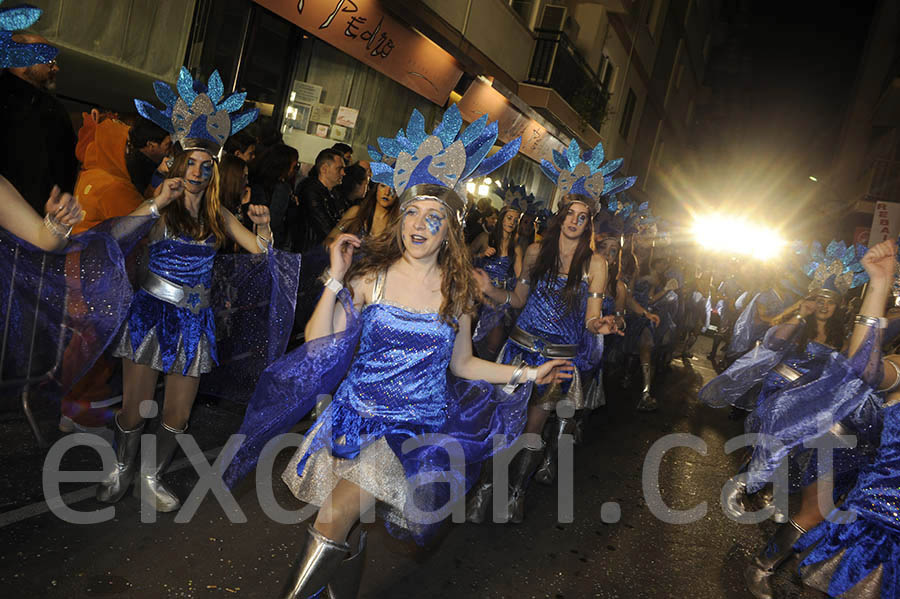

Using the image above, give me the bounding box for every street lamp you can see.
[809,175,818,182]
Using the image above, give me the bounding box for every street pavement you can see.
[0,337,825,598]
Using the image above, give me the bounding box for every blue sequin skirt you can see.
[112,289,217,377]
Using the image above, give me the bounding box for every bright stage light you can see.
[484,177,493,185]
[466,181,477,195]
[477,184,489,196]
[692,214,784,259]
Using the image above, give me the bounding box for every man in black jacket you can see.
[0,34,77,211]
[291,148,344,252]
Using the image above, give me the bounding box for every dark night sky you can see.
[700,0,877,224]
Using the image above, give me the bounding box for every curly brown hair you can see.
[343,184,479,328]
[162,148,227,248]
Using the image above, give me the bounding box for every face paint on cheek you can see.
[200,163,213,182]
[425,213,445,236]
[576,213,587,227]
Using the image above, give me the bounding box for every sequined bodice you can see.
[148,235,216,287]
[477,254,515,289]
[844,402,900,532]
[516,274,588,344]
[333,276,456,427]
[602,294,615,315]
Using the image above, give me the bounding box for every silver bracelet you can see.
[586,316,600,330]
[324,276,343,294]
[518,278,531,286]
[43,213,72,238]
[525,366,538,382]
[587,292,605,299]
[502,363,527,394]
[879,359,900,393]
[256,233,272,252]
[503,290,512,306]
[854,314,887,329]
[146,198,160,218]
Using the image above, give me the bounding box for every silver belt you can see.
[142,271,211,314]
[772,362,802,383]
[508,327,578,359]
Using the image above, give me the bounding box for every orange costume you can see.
[62,118,143,427]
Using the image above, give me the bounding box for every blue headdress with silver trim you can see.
[0,1,57,68]
[803,240,868,297]
[540,139,637,214]
[494,178,534,213]
[135,67,259,155]
[367,104,522,222]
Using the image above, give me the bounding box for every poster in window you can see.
[310,103,335,124]
[287,103,311,132]
[335,106,359,128]
[292,81,322,105]
[331,125,348,141]
[315,124,330,138]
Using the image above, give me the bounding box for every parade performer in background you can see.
[470,179,529,359]
[792,239,900,599]
[222,105,575,599]
[95,68,300,513]
[468,141,630,523]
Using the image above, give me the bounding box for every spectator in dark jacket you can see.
[250,143,298,250]
[0,34,77,211]
[291,148,344,252]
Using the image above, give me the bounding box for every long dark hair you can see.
[162,149,226,249]
[336,164,368,205]
[344,182,399,236]
[219,154,247,213]
[252,143,298,200]
[775,301,846,349]
[487,206,519,262]
[530,199,594,312]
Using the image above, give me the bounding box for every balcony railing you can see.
[524,28,610,133]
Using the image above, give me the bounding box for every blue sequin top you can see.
[147,234,217,288]
[475,254,516,290]
[515,274,588,344]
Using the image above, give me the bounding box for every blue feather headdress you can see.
[0,1,57,68]
[803,240,868,300]
[606,194,654,235]
[135,67,259,155]
[494,178,534,213]
[367,104,521,223]
[540,139,636,214]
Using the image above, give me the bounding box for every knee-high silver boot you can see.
[507,443,545,524]
[134,422,183,512]
[743,519,806,599]
[535,418,575,485]
[280,525,350,599]
[326,529,367,599]
[465,460,494,524]
[96,414,144,503]
[636,363,658,411]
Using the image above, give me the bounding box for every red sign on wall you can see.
[253,0,463,105]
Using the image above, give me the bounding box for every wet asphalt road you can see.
[0,337,824,598]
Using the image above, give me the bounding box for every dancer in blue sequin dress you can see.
[790,239,900,598]
[95,69,277,513]
[222,107,576,599]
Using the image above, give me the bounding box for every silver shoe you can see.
[636,363,658,411]
[96,414,143,503]
[535,418,575,486]
[326,529,367,599]
[280,525,350,599]
[721,476,749,520]
[744,519,806,599]
[507,443,545,524]
[134,422,183,513]
[465,461,493,524]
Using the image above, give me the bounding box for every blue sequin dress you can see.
[726,289,792,361]
[500,273,602,409]
[472,253,517,344]
[228,270,534,544]
[795,400,900,597]
[113,226,217,376]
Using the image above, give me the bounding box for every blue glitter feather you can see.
[565,140,580,170]
[0,2,58,69]
[217,91,247,113]
[153,81,178,108]
[377,136,401,158]
[0,4,41,30]
[368,144,383,162]
[459,114,488,146]
[230,110,259,134]
[406,110,428,147]
[207,71,224,104]
[433,104,462,148]
[470,137,522,179]
[552,149,569,171]
[177,67,198,106]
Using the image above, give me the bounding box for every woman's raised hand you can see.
[154,178,185,210]
[329,233,361,282]
[861,240,897,283]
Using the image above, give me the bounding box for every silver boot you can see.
[507,443,545,524]
[96,414,144,503]
[636,363,658,411]
[326,529,367,599]
[465,461,494,524]
[280,525,350,599]
[535,418,575,485]
[744,519,806,599]
[134,422,183,513]
[721,475,750,520]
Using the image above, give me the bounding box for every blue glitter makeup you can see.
[576,213,587,226]
[200,162,213,181]
[425,213,444,235]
